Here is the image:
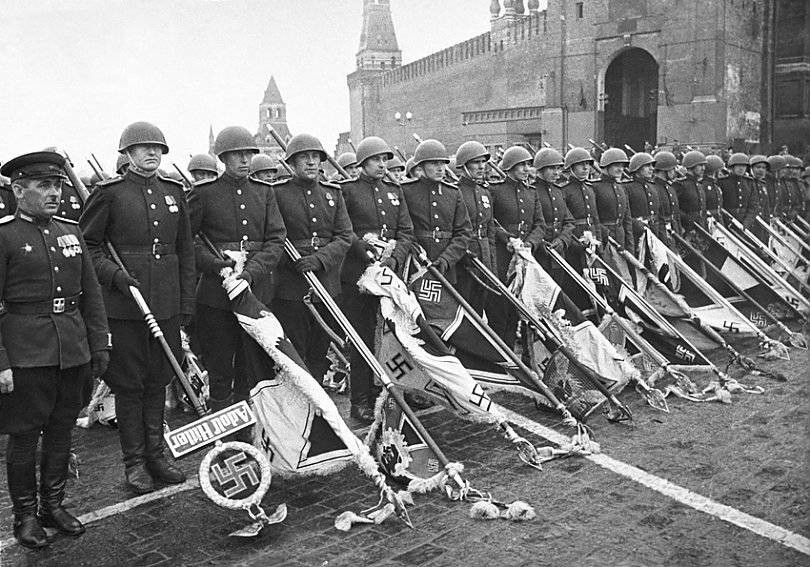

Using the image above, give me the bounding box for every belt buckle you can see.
[310,236,321,249]
[379,226,388,239]
[152,242,162,257]
[53,297,65,314]
[477,226,486,239]
[432,227,440,242]
[239,240,247,254]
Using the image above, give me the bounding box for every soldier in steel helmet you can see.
[249,153,279,184]
[784,156,806,221]
[624,152,662,250]
[454,140,497,314]
[339,136,413,423]
[187,153,218,184]
[188,126,286,413]
[272,134,353,381]
[386,156,406,183]
[336,152,359,180]
[673,150,709,232]
[0,152,110,548]
[719,153,764,235]
[650,151,682,248]
[531,147,575,269]
[702,154,725,225]
[80,121,195,494]
[765,155,790,219]
[488,145,546,348]
[592,148,634,251]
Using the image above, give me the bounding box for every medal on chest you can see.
[57,234,82,257]
[70,195,81,210]
[165,195,179,213]
[481,194,490,208]
[325,192,335,207]
[387,191,400,206]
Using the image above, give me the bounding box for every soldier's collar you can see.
[16,210,52,227]
[125,169,158,185]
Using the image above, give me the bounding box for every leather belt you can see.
[573,219,596,227]
[217,241,263,252]
[291,237,327,249]
[600,220,620,227]
[474,226,487,239]
[4,293,81,315]
[117,243,176,256]
[415,230,453,240]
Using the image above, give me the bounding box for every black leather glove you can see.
[112,270,140,297]
[211,258,236,274]
[180,313,194,327]
[380,257,397,270]
[294,256,320,274]
[91,350,110,377]
[431,258,450,275]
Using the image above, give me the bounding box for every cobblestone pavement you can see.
[0,331,808,567]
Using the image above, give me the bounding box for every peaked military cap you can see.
[0,151,68,181]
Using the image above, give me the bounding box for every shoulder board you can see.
[0,215,15,225]
[270,178,291,187]
[742,173,754,180]
[319,180,342,190]
[96,175,124,188]
[399,177,419,185]
[381,178,400,187]
[52,216,78,225]
[487,180,505,187]
[158,175,184,188]
[193,177,217,187]
[440,179,459,189]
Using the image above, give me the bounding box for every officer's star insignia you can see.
[22,243,32,254]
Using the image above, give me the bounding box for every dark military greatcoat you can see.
[592,176,634,250]
[652,177,682,241]
[674,174,707,230]
[701,176,723,221]
[402,177,472,283]
[625,176,663,244]
[340,172,413,283]
[490,176,546,280]
[533,179,575,249]
[562,177,601,240]
[457,176,496,270]
[272,176,353,300]
[718,173,762,230]
[188,173,286,309]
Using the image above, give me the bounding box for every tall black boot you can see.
[38,450,84,536]
[143,388,185,484]
[115,393,154,494]
[7,434,49,549]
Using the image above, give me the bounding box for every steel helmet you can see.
[456,141,490,167]
[284,133,327,163]
[564,147,593,170]
[115,153,130,174]
[386,156,405,171]
[412,139,450,167]
[748,154,768,168]
[404,157,417,177]
[118,121,168,154]
[705,155,724,174]
[785,155,803,168]
[448,157,457,171]
[188,153,218,174]
[682,150,707,170]
[214,126,259,157]
[336,152,358,169]
[533,148,564,170]
[627,152,654,173]
[598,148,630,168]
[355,137,393,165]
[766,155,786,171]
[653,151,677,171]
[727,153,750,167]
[499,146,533,171]
[250,154,278,174]
[803,166,810,179]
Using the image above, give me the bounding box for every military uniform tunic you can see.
[402,177,472,284]
[490,176,546,280]
[0,186,16,216]
[625,176,663,244]
[456,175,496,271]
[718,173,762,230]
[651,177,682,246]
[55,183,84,222]
[561,177,601,240]
[533,179,575,249]
[765,175,790,219]
[0,212,109,433]
[592,177,634,250]
[674,174,707,230]
[701,176,723,222]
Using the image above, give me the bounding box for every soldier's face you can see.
[13,177,62,219]
[253,170,276,183]
[607,164,625,180]
[510,162,530,182]
[690,164,706,179]
[638,164,654,180]
[570,163,589,180]
[731,164,748,177]
[361,155,386,180]
[191,170,217,182]
[421,161,445,182]
[292,151,322,180]
[345,164,360,178]
[464,157,487,181]
[221,151,253,179]
[751,163,767,179]
[126,144,162,173]
[539,165,562,183]
[388,168,404,182]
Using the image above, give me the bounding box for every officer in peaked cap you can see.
[592,148,634,251]
[189,127,286,414]
[339,136,413,423]
[488,145,546,348]
[454,141,497,314]
[0,151,110,548]
[272,134,353,381]
[80,121,195,495]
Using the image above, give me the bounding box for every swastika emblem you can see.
[468,383,492,412]
[210,452,260,498]
[584,268,608,286]
[260,429,275,462]
[385,353,414,381]
[749,312,767,328]
[723,321,740,333]
[418,279,443,303]
[675,344,695,362]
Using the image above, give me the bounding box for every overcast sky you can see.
[0,0,493,176]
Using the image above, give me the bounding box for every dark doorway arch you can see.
[603,48,659,150]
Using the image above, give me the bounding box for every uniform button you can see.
[242,219,248,225]
[310,203,315,208]
[431,191,436,196]
[312,231,317,236]
[312,217,317,222]
[240,204,246,209]
[150,204,156,209]
[432,202,437,206]
[237,190,242,195]
[43,229,49,235]
[147,189,153,195]
[242,235,248,240]
[378,199,383,204]
[54,266,59,272]
[434,214,439,219]
[153,220,159,226]
[50,247,56,252]
[307,190,312,195]
[154,238,159,243]
[56,286,62,292]
[381,211,386,215]
[155,255,161,260]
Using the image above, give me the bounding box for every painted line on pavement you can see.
[496,404,810,557]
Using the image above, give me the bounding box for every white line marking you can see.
[496,404,810,557]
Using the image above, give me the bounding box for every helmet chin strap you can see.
[125,150,158,178]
